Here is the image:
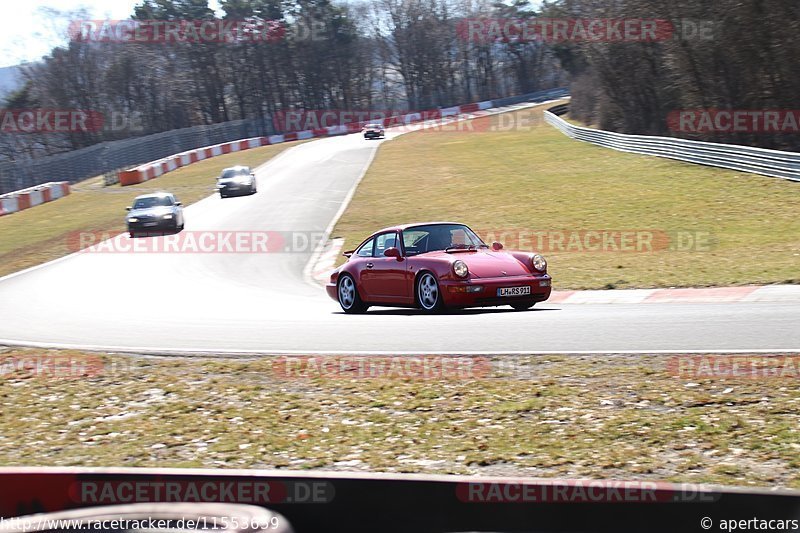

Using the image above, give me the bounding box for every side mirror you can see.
[175,202,182,206]
[125,206,132,211]
[384,247,402,260]
[343,250,354,258]
[492,241,503,251]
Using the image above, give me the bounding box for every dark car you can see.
[363,123,385,139]
[126,192,185,237]
[217,166,257,198]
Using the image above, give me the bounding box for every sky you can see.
[0,0,223,68]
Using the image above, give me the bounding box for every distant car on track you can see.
[217,166,257,198]
[363,123,385,139]
[126,192,184,237]
[327,222,551,313]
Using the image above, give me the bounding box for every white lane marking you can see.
[0,338,797,356]
[302,142,380,289]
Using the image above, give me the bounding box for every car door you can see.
[351,237,376,299]
[361,232,412,303]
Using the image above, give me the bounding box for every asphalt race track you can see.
[0,125,798,355]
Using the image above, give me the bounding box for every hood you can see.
[423,250,530,278]
[128,206,175,218]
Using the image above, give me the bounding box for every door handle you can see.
[366,263,374,268]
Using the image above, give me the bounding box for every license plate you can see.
[143,222,158,227]
[497,286,531,297]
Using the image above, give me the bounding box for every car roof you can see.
[372,222,465,234]
[134,192,173,200]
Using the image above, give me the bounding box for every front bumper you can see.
[441,274,552,308]
[364,131,383,138]
[218,183,252,195]
[326,283,338,302]
[127,218,176,232]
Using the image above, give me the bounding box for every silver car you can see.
[217,166,257,198]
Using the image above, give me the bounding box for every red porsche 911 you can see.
[327,222,552,313]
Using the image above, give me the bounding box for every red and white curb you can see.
[0,182,70,217]
[310,238,344,285]
[549,284,800,304]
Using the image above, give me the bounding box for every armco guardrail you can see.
[0,117,269,195]
[545,104,800,182]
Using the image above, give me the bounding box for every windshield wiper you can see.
[445,244,477,253]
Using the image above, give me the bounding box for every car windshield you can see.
[366,124,382,129]
[221,168,249,178]
[402,224,486,255]
[132,196,172,209]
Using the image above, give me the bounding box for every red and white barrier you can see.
[117,100,495,187]
[0,182,71,217]
[118,136,270,186]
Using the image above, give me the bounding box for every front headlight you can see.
[453,260,469,278]
[162,214,174,219]
[531,254,547,272]
[127,218,139,223]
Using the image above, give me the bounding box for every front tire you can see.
[417,272,444,313]
[338,274,368,314]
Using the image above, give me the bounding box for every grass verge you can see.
[1,348,797,488]
[332,102,800,289]
[0,143,300,278]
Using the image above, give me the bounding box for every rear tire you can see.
[338,274,368,314]
[417,272,444,313]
